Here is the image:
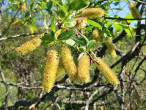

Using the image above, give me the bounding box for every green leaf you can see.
[46,1,53,15]
[70,0,89,10]
[113,15,122,23]
[124,28,133,37]
[73,55,78,66]
[114,2,120,6]
[52,0,68,14]
[72,37,85,46]
[112,8,122,11]
[31,18,36,24]
[85,26,93,32]
[124,14,135,23]
[113,22,123,32]
[47,1,52,10]
[113,0,120,2]
[55,10,65,18]
[60,0,68,5]
[82,0,89,4]
[51,17,56,33]
[65,39,75,46]
[87,20,102,30]
[25,11,30,17]
[64,19,76,28]
[87,40,96,50]
[48,10,52,15]
[41,33,54,45]
[30,25,37,31]
[106,21,112,29]
[58,28,76,40]
[123,25,133,37]
[44,12,48,29]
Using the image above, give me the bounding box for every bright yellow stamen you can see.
[15,37,41,55]
[61,45,77,81]
[95,57,119,86]
[77,54,90,83]
[75,17,87,29]
[105,40,117,57]
[93,28,100,43]
[129,2,141,19]
[82,8,105,19]
[42,50,59,93]
[56,59,65,81]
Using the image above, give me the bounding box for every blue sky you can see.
[108,0,138,26]
[2,0,144,26]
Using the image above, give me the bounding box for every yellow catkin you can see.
[82,8,105,19]
[105,41,117,57]
[35,33,44,39]
[42,50,59,93]
[15,37,41,55]
[129,2,141,19]
[12,20,20,26]
[77,54,90,83]
[21,3,26,14]
[93,28,100,43]
[61,45,77,81]
[95,57,119,86]
[75,17,87,29]
[56,59,65,81]
[30,27,34,37]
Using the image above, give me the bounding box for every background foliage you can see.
[0,0,145,110]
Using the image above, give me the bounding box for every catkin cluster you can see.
[61,45,78,81]
[21,3,26,14]
[75,8,105,29]
[92,28,100,43]
[105,41,117,57]
[77,54,90,83]
[82,8,105,19]
[129,2,141,19]
[61,45,90,83]
[15,37,41,55]
[12,20,20,26]
[42,46,91,93]
[95,57,119,86]
[75,17,87,29]
[42,50,59,93]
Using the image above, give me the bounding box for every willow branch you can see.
[0,33,39,41]
[104,17,146,20]
[135,0,146,5]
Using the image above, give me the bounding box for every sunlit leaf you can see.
[113,22,123,32]
[124,14,135,23]
[87,40,96,50]
[66,39,75,46]
[64,19,76,28]
[87,20,102,30]
[123,25,133,37]
[58,28,76,40]
[70,0,89,10]
[51,17,56,33]
[85,26,93,32]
